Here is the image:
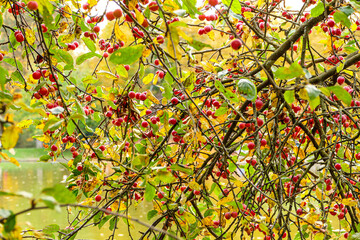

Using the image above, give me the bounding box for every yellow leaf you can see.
[88,0,97,8]
[153,74,159,85]
[188,181,201,191]
[25,28,35,45]
[0,152,20,167]
[342,198,358,206]
[142,48,151,58]
[97,70,118,80]
[134,8,144,24]
[17,119,33,129]
[146,90,160,104]
[115,24,127,43]
[178,30,193,43]
[70,0,80,8]
[243,12,254,19]
[163,0,179,12]
[61,34,75,44]
[217,196,233,206]
[143,73,154,84]
[128,0,137,10]
[202,216,213,226]
[63,5,72,18]
[207,30,215,41]
[257,0,264,7]
[167,25,181,59]
[234,180,244,188]
[1,126,21,149]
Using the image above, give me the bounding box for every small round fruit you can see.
[128,91,136,99]
[15,33,24,42]
[93,25,100,33]
[335,163,342,170]
[124,65,130,71]
[95,195,102,202]
[113,9,123,18]
[85,95,92,102]
[27,1,38,11]
[231,212,238,218]
[156,35,164,44]
[149,1,159,11]
[157,192,164,199]
[99,145,106,151]
[230,39,242,50]
[169,118,177,125]
[39,87,48,96]
[106,11,115,21]
[208,0,218,6]
[51,145,58,152]
[248,142,255,150]
[77,165,83,171]
[141,121,149,128]
[224,212,231,220]
[337,76,345,85]
[171,97,179,105]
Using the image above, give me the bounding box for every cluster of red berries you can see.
[128,91,147,101]
[105,9,123,21]
[66,41,79,51]
[198,25,214,35]
[198,14,219,21]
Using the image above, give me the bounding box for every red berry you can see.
[85,95,92,102]
[113,9,123,18]
[39,87,48,96]
[335,163,342,170]
[149,1,159,11]
[156,35,164,44]
[77,165,83,171]
[124,65,130,71]
[99,145,106,151]
[157,192,164,199]
[51,145,58,152]
[141,121,149,128]
[171,97,179,105]
[208,0,218,6]
[224,212,231,220]
[128,91,136,99]
[95,195,102,202]
[248,142,255,150]
[230,39,242,50]
[106,11,115,21]
[231,212,238,218]
[27,1,38,11]
[169,118,177,125]
[337,76,345,85]
[15,33,24,42]
[93,26,100,33]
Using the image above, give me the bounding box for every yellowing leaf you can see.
[217,196,233,206]
[153,74,159,85]
[97,70,118,80]
[178,30,193,43]
[163,0,179,12]
[25,28,35,45]
[0,152,20,167]
[146,90,160,104]
[17,119,33,129]
[188,181,201,191]
[128,0,137,10]
[88,0,97,8]
[63,5,72,18]
[1,126,21,149]
[70,0,80,8]
[142,48,151,58]
[61,34,75,44]
[243,12,254,19]
[143,73,154,84]
[134,8,144,24]
[207,30,215,41]
[342,198,358,206]
[115,24,127,43]
[202,216,213,226]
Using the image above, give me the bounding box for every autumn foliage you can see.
[2,0,360,239]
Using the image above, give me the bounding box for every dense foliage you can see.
[2,0,360,239]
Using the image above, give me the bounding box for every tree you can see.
[1,0,360,239]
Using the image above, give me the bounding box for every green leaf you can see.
[147,210,158,220]
[0,66,9,90]
[40,196,60,211]
[0,13,3,29]
[4,214,16,232]
[305,85,321,109]
[237,79,257,101]
[40,154,52,162]
[42,184,76,204]
[82,37,96,52]
[116,65,128,78]
[170,164,193,175]
[67,121,76,136]
[43,224,60,235]
[144,182,156,202]
[274,62,304,80]
[334,10,351,28]
[98,215,112,229]
[350,233,360,240]
[214,107,228,116]
[339,6,354,16]
[163,81,172,100]
[182,0,201,18]
[54,49,74,69]
[3,58,23,71]
[284,90,295,104]
[156,169,176,183]
[76,52,101,65]
[222,0,242,14]
[215,80,239,103]
[311,2,325,17]
[109,45,145,65]
[327,85,352,106]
